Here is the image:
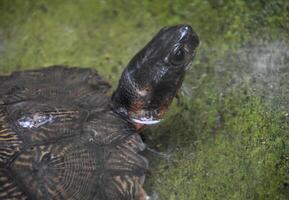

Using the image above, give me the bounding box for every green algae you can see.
[146,92,289,199]
[0,0,288,199]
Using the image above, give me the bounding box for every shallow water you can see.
[0,0,288,199]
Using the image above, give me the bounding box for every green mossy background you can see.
[0,0,288,199]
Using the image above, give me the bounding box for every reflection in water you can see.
[18,113,54,128]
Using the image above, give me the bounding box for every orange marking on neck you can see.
[158,96,173,117]
[129,100,145,113]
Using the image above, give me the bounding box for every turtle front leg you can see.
[135,185,150,200]
[114,175,148,200]
[101,175,149,200]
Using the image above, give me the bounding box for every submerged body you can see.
[0,25,199,200]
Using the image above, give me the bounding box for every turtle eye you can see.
[169,47,186,65]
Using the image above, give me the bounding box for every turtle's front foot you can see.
[140,191,160,200]
[136,186,150,200]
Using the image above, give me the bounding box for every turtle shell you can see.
[0,66,148,200]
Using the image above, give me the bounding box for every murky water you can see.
[0,0,288,199]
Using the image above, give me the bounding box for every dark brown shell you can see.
[0,66,148,200]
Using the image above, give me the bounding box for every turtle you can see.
[0,24,199,200]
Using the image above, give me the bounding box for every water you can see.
[145,40,289,199]
[0,0,288,199]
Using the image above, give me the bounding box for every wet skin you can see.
[112,25,200,126]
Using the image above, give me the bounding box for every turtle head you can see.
[112,25,199,125]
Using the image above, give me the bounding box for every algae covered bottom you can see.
[0,0,289,199]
